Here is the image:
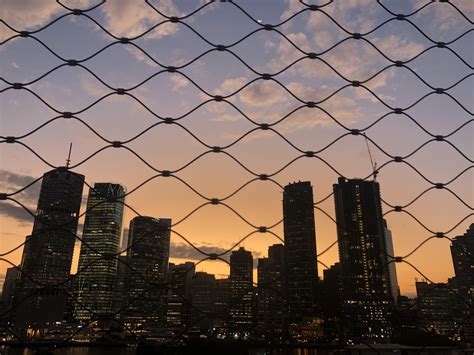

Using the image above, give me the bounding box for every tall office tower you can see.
[15,168,84,328]
[166,262,195,332]
[450,224,474,342]
[75,183,125,323]
[283,182,319,322]
[190,272,216,333]
[214,278,230,330]
[256,244,286,336]
[122,216,171,328]
[384,219,399,304]
[333,177,393,341]
[229,247,253,331]
[416,281,456,336]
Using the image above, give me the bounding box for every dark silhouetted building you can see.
[14,168,84,329]
[74,183,125,323]
[450,223,474,342]
[416,281,456,336]
[230,247,253,331]
[321,263,341,339]
[1,267,20,321]
[166,262,195,332]
[333,177,393,341]
[384,219,399,304]
[257,244,286,336]
[190,272,216,333]
[283,182,319,322]
[122,216,171,328]
[214,278,230,330]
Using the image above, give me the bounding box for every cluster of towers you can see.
[1,167,472,344]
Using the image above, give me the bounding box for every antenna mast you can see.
[66,143,73,168]
[362,133,378,180]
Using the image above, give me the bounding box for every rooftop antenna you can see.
[362,133,378,180]
[66,143,73,168]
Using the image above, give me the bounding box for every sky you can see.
[0,0,473,296]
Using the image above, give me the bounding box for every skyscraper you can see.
[256,244,286,336]
[74,183,125,323]
[122,216,171,328]
[166,262,195,333]
[229,247,253,332]
[283,181,319,322]
[190,272,216,333]
[333,177,393,340]
[450,223,474,342]
[383,219,399,304]
[14,168,84,328]
[214,278,230,331]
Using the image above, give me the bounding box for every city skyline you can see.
[0,164,473,344]
[0,1,472,347]
[1,163,472,296]
[4,168,471,295]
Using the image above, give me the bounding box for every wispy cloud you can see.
[0,170,40,205]
[170,242,262,267]
[1,0,181,42]
[0,169,40,225]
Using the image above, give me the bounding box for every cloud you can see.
[171,242,230,261]
[273,1,425,85]
[125,46,157,67]
[169,74,189,92]
[415,0,474,36]
[80,73,109,97]
[239,80,286,108]
[372,35,425,62]
[0,202,35,225]
[202,76,247,105]
[0,0,61,41]
[0,170,40,205]
[1,1,181,42]
[170,242,262,267]
[213,77,359,132]
[100,0,181,39]
[214,76,248,97]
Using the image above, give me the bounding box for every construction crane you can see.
[362,133,378,180]
[66,142,73,168]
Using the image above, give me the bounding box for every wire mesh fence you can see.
[0,0,473,353]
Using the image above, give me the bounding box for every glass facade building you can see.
[283,182,319,322]
[450,224,474,342]
[166,262,195,333]
[257,244,286,336]
[333,177,393,341]
[229,247,253,331]
[14,168,84,328]
[123,216,171,328]
[74,183,125,323]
